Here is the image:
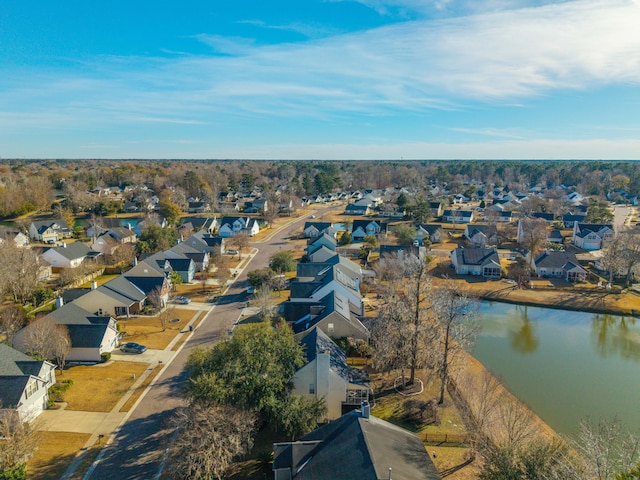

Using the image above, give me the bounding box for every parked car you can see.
[226,249,239,255]
[175,295,191,304]
[120,342,147,354]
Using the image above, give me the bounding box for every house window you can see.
[115,306,127,317]
[25,381,38,399]
[309,384,315,394]
[327,323,334,333]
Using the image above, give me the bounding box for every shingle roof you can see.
[299,327,368,386]
[66,324,111,348]
[455,247,500,267]
[535,251,585,271]
[273,410,441,480]
[46,242,91,260]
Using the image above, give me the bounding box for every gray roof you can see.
[416,224,442,235]
[0,344,51,408]
[454,247,500,267]
[48,302,113,325]
[466,224,498,237]
[103,275,147,302]
[535,251,585,271]
[292,291,369,339]
[273,410,441,480]
[46,242,91,260]
[299,327,368,386]
[166,258,194,272]
[31,218,70,232]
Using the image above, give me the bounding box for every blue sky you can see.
[2,0,640,159]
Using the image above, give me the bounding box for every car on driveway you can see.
[175,296,191,304]
[120,342,147,354]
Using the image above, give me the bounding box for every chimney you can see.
[91,281,97,290]
[361,401,370,419]
[55,297,64,309]
[61,242,67,248]
[133,256,138,266]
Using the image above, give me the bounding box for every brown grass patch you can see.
[27,431,91,480]
[119,308,196,349]
[68,439,104,480]
[58,361,149,412]
[119,364,163,412]
[430,446,481,480]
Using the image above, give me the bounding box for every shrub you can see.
[100,352,111,363]
[48,379,74,402]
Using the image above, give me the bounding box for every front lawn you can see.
[119,308,197,349]
[56,361,150,412]
[27,432,91,480]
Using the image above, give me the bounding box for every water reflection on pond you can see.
[473,302,640,436]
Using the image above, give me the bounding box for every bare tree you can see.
[459,369,502,451]
[431,286,480,405]
[600,232,626,285]
[0,306,27,345]
[618,229,640,286]
[0,410,38,477]
[255,285,275,321]
[20,316,71,370]
[566,417,640,480]
[517,217,548,267]
[0,240,42,304]
[229,232,250,259]
[494,394,541,451]
[109,243,136,267]
[165,403,257,480]
[370,255,436,386]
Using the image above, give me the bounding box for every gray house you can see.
[451,247,502,278]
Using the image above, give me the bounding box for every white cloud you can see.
[2,0,640,149]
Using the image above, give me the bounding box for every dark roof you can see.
[416,224,442,235]
[0,344,51,408]
[66,324,111,348]
[167,258,194,272]
[352,220,387,234]
[535,251,584,270]
[290,281,323,299]
[62,288,91,303]
[299,328,368,386]
[0,376,30,407]
[562,213,587,222]
[443,209,473,217]
[454,247,500,267]
[124,275,166,295]
[273,410,441,480]
[31,218,70,232]
[466,224,498,237]
[345,203,368,211]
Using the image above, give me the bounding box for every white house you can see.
[218,216,260,237]
[451,247,502,278]
[0,343,56,422]
[442,209,474,223]
[28,218,72,243]
[292,328,369,420]
[572,223,614,251]
[534,250,587,282]
[42,242,91,269]
[351,220,387,241]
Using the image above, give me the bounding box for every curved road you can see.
[86,205,339,480]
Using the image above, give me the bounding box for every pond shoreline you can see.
[434,276,640,317]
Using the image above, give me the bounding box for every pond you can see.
[472,301,640,436]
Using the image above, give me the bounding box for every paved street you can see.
[85,205,339,480]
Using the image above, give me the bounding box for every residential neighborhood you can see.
[1,159,640,480]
